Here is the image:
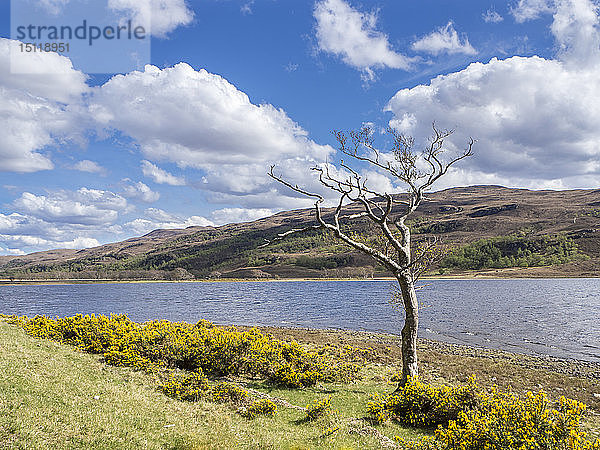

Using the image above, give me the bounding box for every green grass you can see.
[2,319,599,449]
[0,322,425,449]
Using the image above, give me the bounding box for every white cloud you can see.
[552,0,600,66]
[314,0,415,80]
[93,64,332,166]
[0,246,26,256]
[384,0,600,190]
[58,237,101,249]
[0,39,88,173]
[511,0,554,22]
[0,234,100,252]
[211,208,274,225]
[122,181,160,203]
[13,188,128,225]
[2,42,89,98]
[483,9,504,23]
[125,208,213,235]
[510,0,600,66]
[385,55,600,188]
[0,211,106,254]
[141,160,186,186]
[34,0,193,37]
[108,0,194,37]
[72,160,106,175]
[91,63,334,208]
[412,22,477,56]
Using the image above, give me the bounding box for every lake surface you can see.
[1,279,599,363]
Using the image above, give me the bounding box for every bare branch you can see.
[266,124,474,386]
[268,165,324,201]
[258,224,323,248]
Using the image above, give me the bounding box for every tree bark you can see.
[397,273,419,387]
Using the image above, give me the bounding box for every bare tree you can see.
[268,124,473,386]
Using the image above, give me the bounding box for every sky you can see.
[0,0,599,256]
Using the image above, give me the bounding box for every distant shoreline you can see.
[1,274,600,286]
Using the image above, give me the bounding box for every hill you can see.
[1,186,599,280]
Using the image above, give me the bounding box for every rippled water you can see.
[0,279,598,362]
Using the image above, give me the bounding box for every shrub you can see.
[6,314,360,387]
[305,396,334,421]
[103,347,157,372]
[367,376,478,427]
[209,382,249,405]
[394,436,441,450]
[372,379,600,450]
[240,399,277,419]
[159,369,209,401]
[435,390,599,450]
[270,363,323,388]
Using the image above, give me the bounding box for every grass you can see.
[1,319,598,448]
[0,321,427,449]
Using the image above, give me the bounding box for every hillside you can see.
[1,186,599,280]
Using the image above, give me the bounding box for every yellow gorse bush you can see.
[370,378,599,450]
[367,376,478,427]
[209,382,249,404]
[240,399,277,419]
[435,389,599,450]
[305,395,335,421]
[6,314,360,387]
[159,369,209,401]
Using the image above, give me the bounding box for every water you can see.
[0,279,598,363]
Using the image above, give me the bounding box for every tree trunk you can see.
[397,273,419,388]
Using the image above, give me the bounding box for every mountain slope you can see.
[1,186,599,280]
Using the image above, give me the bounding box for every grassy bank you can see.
[0,321,425,449]
[1,318,598,449]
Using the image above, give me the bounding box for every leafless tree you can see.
[267,124,474,386]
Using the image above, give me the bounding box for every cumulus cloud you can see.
[141,160,186,186]
[412,22,477,56]
[108,0,194,37]
[0,210,105,254]
[482,9,504,23]
[122,181,160,203]
[93,64,332,166]
[91,63,334,207]
[314,0,415,80]
[0,39,88,173]
[0,246,26,256]
[72,160,107,175]
[386,54,600,188]
[551,0,600,66]
[34,0,193,36]
[124,208,213,235]
[383,0,600,190]
[13,188,128,225]
[211,208,274,225]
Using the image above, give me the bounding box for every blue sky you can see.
[1,0,599,255]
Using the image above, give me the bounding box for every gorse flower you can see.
[305,395,335,421]
[6,314,359,385]
[367,376,478,427]
[159,369,209,401]
[209,382,248,405]
[240,399,277,419]
[369,377,599,449]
